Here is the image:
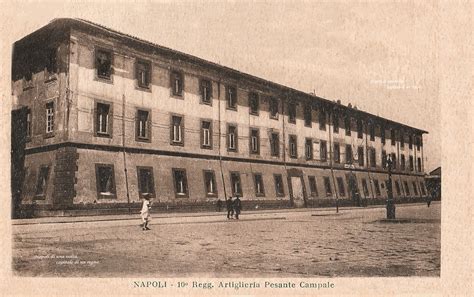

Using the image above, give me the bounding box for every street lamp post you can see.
[386,155,396,219]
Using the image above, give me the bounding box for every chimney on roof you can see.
[337,100,341,104]
[348,103,352,108]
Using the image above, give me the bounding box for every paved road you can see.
[12,202,440,277]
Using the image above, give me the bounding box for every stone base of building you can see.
[15,196,430,218]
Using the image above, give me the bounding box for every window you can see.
[416,136,421,151]
[320,140,327,161]
[200,79,212,104]
[226,86,237,109]
[250,128,260,154]
[400,154,406,170]
[137,167,155,198]
[201,120,212,149]
[361,178,369,197]
[269,97,279,118]
[369,122,375,141]
[420,182,426,196]
[381,125,386,145]
[391,153,397,169]
[333,113,339,133]
[170,71,184,96]
[319,111,326,130]
[203,170,217,196]
[344,116,351,136]
[96,49,112,79]
[417,157,422,172]
[412,181,419,196]
[46,48,57,74]
[249,92,259,115]
[288,102,296,123]
[35,166,50,197]
[374,180,381,196]
[345,145,352,164]
[289,135,297,158]
[136,59,151,88]
[304,104,312,127]
[230,172,242,196]
[26,109,32,138]
[400,132,405,148]
[403,181,410,196]
[409,156,414,171]
[270,132,280,157]
[173,168,188,197]
[382,150,387,169]
[227,125,238,151]
[171,115,184,145]
[305,138,313,160]
[254,173,265,196]
[46,102,54,134]
[409,135,413,149]
[358,146,364,166]
[395,181,401,196]
[274,174,285,196]
[95,164,116,198]
[308,176,318,197]
[324,176,332,196]
[95,102,111,136]
[336,177,345,197]
[370,148,376,168]
[357,119,363,139]
[391,129,396,146]
[334,143,340,163]
[136,110,150,141]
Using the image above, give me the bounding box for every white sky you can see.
[1,0,441,172]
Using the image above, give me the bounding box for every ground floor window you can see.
[404,181,410,196]
[173,168,188,197]
[274,174,285,196]
[95,164,116,198]
[395,180,401,196]
[323,176,332,197]
[203,170,217,197]
[137,167,155,198]
[412,181,419,196]
[336,177,345,197]
[35,166,50,197]
[373,179,381,196]
[230,172,242,196]
[253,173,265,197]
[308,176,318,197]
[361,178,369,197]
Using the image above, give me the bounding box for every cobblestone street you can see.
[12,203,440,277]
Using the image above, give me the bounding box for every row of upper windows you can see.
[93,49,423,147]
[23,102,422,171]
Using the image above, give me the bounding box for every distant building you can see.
[11,19,429,217]
[425,167,441,200]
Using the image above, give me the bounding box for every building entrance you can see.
[290,176,305,207]
[346,173,361,206]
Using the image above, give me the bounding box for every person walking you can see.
[140,196,152,230]
[233,195,242,220]
[226,196,234,219]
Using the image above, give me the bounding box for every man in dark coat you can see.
[233,195,242,220]
[226,196,234,219]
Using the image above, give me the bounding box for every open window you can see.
[254,173,265,197]
[249,92,259,115]
[250,128,260,154]
[95,164,116,199]
[170,70,184,96]
[173,168,188,197]
[136,109,151,141]
[308,176,318,197]
[170,115,184,145]
[274,174,285,197]
[200,79,212,104]
[137,167,155,198]
[201,120,212,149]
[230,172,242,196]
[227,124,238,151]
[270,132,280,157]
[226,86,237,109]
[203,170,217,197]
[96,49,112,80]
[95,102,112,137]
[136,59,151,89]
[269,97,279,119]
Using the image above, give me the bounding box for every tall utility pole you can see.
[386,155,395,219]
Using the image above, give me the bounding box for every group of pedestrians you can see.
[225,195,242,220]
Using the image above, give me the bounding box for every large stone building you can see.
[11,18,428,217]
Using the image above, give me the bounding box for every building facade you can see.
[11,19,429,217]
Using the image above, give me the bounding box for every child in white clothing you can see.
[140,197,152,230]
